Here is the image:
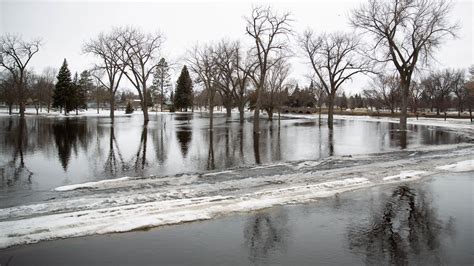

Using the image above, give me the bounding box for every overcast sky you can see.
[1,0,472,94]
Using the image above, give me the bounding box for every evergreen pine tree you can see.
[77,70,92,110]
[71,72,80,114]
[174,66,193,111]
[53,59,73,114]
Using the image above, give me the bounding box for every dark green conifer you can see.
[174,66,193,111]
[53,59,73,114]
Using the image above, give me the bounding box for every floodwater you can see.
[1,172,471,265]
[0,113,466,207]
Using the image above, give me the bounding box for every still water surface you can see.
[0,113,465,200]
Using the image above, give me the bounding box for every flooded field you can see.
[0,112,466,203]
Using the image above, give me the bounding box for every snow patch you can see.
[436,160,474,172]
[54,176,133,191]
[204,170,234,176]
[382,171,429,181]
[0,177,370,249]
[281,113,474,130]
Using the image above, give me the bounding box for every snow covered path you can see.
[1,143,473,249]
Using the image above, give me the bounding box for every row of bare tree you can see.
[364,68,473,117]
[1,0,465,131]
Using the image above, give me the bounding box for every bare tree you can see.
[450,69,467,117]
[215,43,256,123]
[466,66,474,121]
[31,71,52,115]
[409,79,423,115]
[312,80,327,121]
[245,6,292,134]
[300,31,370,128]
[350,0,458,130]
[41,67,57,113]
[370,74,400,114]
[113,26,163,124]
[214,40,239,118]
[83,32,124,122]
[421,69,456,115]
[0,71,17,115]
[0,34,41,117]
[234,48,256,123]
[187,44,218,129]
[262,58,291,122]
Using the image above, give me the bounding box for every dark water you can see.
[1,173,471,265]
[0,113,465,204]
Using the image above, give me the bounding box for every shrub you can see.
[169,104,176,113]
[125,101,134,114]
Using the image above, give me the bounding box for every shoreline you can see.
[1,108,473,120]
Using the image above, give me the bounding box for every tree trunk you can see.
[318,105,322,122]
[142,101,149,123]
[8,104,13,115]
[399,81,409,131]
[225,105,232,117]
[278,108,281,127]
[267,109,273,121]
[238,105,244,124]
[110,95,115,122]
[253,85,262,134]
[19,102,26,118]
[253,132,261,164]
[327,93,335,129]
[253,107,260,134]
[142,83,149,124]
[160,84,164,112]
[208,85,215,130]
[209,102,214,130]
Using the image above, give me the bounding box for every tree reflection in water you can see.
[176,129,192,158]
[0,118,32,187]
[400,130,407,149]
[207,130,215,170]
[328,128,334,156]
[347,185,455,265]
[152,123,168,164]
[132,126,148,174]
[238,126,244,160]
[52,118,89,170]
[244,209,288,263]
[253,132,261,164]
[388,123,408,149]
[104,125,127,177]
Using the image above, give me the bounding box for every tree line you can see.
[1,0,472,130]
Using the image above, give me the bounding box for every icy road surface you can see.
[0,142,473,249]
